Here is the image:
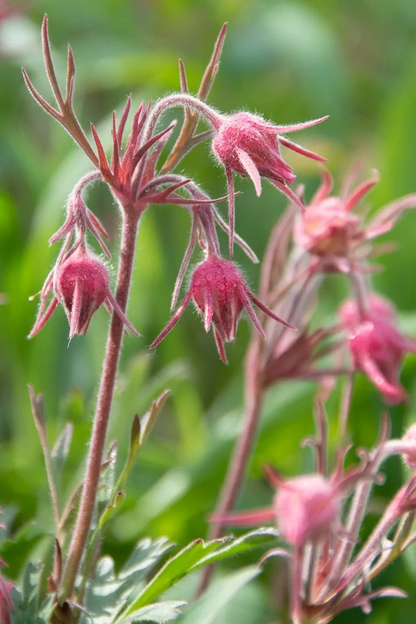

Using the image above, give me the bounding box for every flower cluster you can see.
[21,15,416,624]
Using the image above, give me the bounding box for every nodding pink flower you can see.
[296,168,416,272]
[150,255,293,363]
[295,169,377,260]
[29,246,140,340]
[211,111,328,255]
[339,296,416,404]
[209,468,339,547]
[273,474,339,546]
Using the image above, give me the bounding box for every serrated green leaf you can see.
[118,600,186,623]
[118,537,230,619]
[83,538,174,623]
[190,528,278,571]
[178,566,261,624]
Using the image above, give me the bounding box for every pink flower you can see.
[29,246,139,339]
[273,474,339,546]
[296,168,416,272]
[339,296,416,404]
[210,468,339,547]
[151,255,293,362]
[211,111,328,254]
[400,425,416,470]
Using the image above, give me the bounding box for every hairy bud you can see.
[151,255,293,362]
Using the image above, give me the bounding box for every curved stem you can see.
[196,337,263,595]
[134,94,222,190]
[59,208,139,603]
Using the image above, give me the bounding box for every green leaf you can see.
[118,538,230,618]
[118,600,186,623]
[82,538,174,623]
[178,566,261,624]
[190,528,278,570]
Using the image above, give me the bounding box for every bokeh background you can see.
[2,0,416,622]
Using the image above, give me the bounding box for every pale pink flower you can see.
[339,296,416,404]
[296,168,416,272]
[273,474,339,546]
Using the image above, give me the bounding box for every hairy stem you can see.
[196,337,263,595]
[59,208,139,603]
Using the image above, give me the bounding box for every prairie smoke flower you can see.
[211,111,328,254]
[210,468,340,547]
[296,168,416,272]
[29,246,139,339]
[151,255,293,363]
[339,296,416,404]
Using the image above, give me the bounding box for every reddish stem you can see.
[196,337,263,595]
[59,208,139,603]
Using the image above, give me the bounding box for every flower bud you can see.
[151,255,292,362]
[30,246,139,339]
[212,112,326,198]
[56,249,109,338]
[273,474,339,546]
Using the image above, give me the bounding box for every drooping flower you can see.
[295,168,416,273]
[150,255,293,362]
[339,295,416,404]
[210,467,340,547]
[29,245,139,339]
[211,111,328,254]
[273,474,339,546]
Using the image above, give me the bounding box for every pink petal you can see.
[236,148,262,196]
[279,137,326,162]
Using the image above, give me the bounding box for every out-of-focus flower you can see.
[0,575,13,624]
[295,168,416,273]
[151,255,293,362]
[29,245,139,339]
[339,295,416,404]
[273,474,339,546]
[211,111,327,254]
[401,424,416,470]
[210,467,343,547]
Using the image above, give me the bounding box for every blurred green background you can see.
[2,0,416,622]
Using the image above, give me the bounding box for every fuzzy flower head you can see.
[209,468,340,548]
[29,245,139,340]
[339,295,416,404]
[296,168,416,272]
[211,111,327,255]
[273,474,339,546]
[151,255,293,363]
